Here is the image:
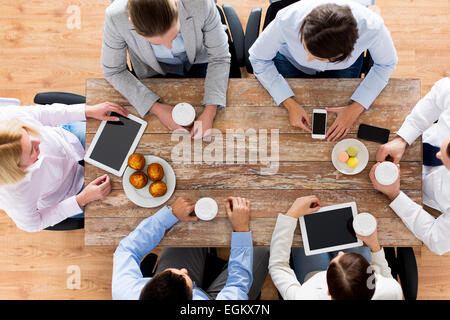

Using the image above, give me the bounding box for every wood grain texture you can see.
[1,0,448,300]
[85,78,422,247]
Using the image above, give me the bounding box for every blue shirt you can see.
[111,205,254,300]
[248,0,398,109]
[150,32,208,76]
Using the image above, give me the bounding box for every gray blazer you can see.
[101,0,231,117]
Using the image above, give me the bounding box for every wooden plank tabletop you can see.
[85,78,422,247]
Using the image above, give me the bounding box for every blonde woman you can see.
[0,101,128,232]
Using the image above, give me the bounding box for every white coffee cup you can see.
[374,161,399,186]
[353,212,377,236]
[195,197,218,221]
[172,102,196,127]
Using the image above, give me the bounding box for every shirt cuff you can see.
[271,79,295,106]
[231,231,253,248]
[350,85,377,110]
[152,205,179,229]
[389,191,411,217]
[61,196,84,218]
[371,247,386,262]
[396,124,422,146]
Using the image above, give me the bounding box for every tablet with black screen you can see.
[299,202,363,256]
[84,112,147,176]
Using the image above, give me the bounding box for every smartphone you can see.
[357,123,390,144]
[311,109,327,139]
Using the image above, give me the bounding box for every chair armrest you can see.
[34,92,86,105]
[396,247,418,300]
[383,247,398,280]
[244,8,262,73]
[222,4,245,67]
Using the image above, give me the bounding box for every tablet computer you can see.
[84,112,147,177]
[299,202,363,256]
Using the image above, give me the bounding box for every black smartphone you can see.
[357,124,390,144]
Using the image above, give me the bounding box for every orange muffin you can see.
[128,153,145,171]
[147,163,164,181]
[129,172,148,189]
[149,181,167,197]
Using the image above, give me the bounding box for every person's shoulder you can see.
[179,0,211,16]
[372,274,403,300]
[105,0,129,20]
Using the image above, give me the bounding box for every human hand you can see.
[356,227,381,253]
[225,197,250,232]
[376,136,408,164]
[325,102,364,142]
[369,162,401,201]
[285,195,321,219]
[85,102,129,121]
[283,98,312,133]
[150,102,189,132]
[191,105,217,140]
[76,174,111,207]
[171,197,197,221]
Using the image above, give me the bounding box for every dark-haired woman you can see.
[249,0,398,142]
[269,196,403,300]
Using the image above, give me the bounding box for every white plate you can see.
[123,155,176,208]
[331,138,369,175]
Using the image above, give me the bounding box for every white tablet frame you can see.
[299,201,363,256]
[84,113,147,177]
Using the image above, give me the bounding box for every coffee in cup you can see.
[374,161,399,186]
[195,197,218,221]
[352,212,377,236]
[172,102,196,127]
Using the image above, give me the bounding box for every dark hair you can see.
[447,142,450,158]
[326,252,376,300]
[300,4,359,63]
[139,269,192,300]
[128,0,178,37]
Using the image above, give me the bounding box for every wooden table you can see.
[84,78,422,247]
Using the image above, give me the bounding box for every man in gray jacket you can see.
[101,0,230,139]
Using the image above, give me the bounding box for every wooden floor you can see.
[0,0,449,300]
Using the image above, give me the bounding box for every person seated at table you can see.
[269,196,402,300]
[112,196,269,300]
[248,0,398,142]
[372,77,450,255]
[101,0,230,139]
[0,101,128,232]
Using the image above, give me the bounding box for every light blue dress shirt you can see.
[248,0,398,109]
[111,205,253,300]
[150,31,208,76]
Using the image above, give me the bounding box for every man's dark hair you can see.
[326,252,376,300]
[447,142,450,158]
[300,4,359,63]
[139,269,192,300]
[128,0,178,37]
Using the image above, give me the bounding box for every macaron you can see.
[338,151,350,163]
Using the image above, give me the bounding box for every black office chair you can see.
[246,0,374,77]
[217,4,262,75]
[384,247,418,300]
[33,91,86,231]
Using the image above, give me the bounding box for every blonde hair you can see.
[0,120,41,186]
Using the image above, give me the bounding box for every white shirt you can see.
[390,77,450,255]
[269,214,403,300]
[0,104,86,232]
